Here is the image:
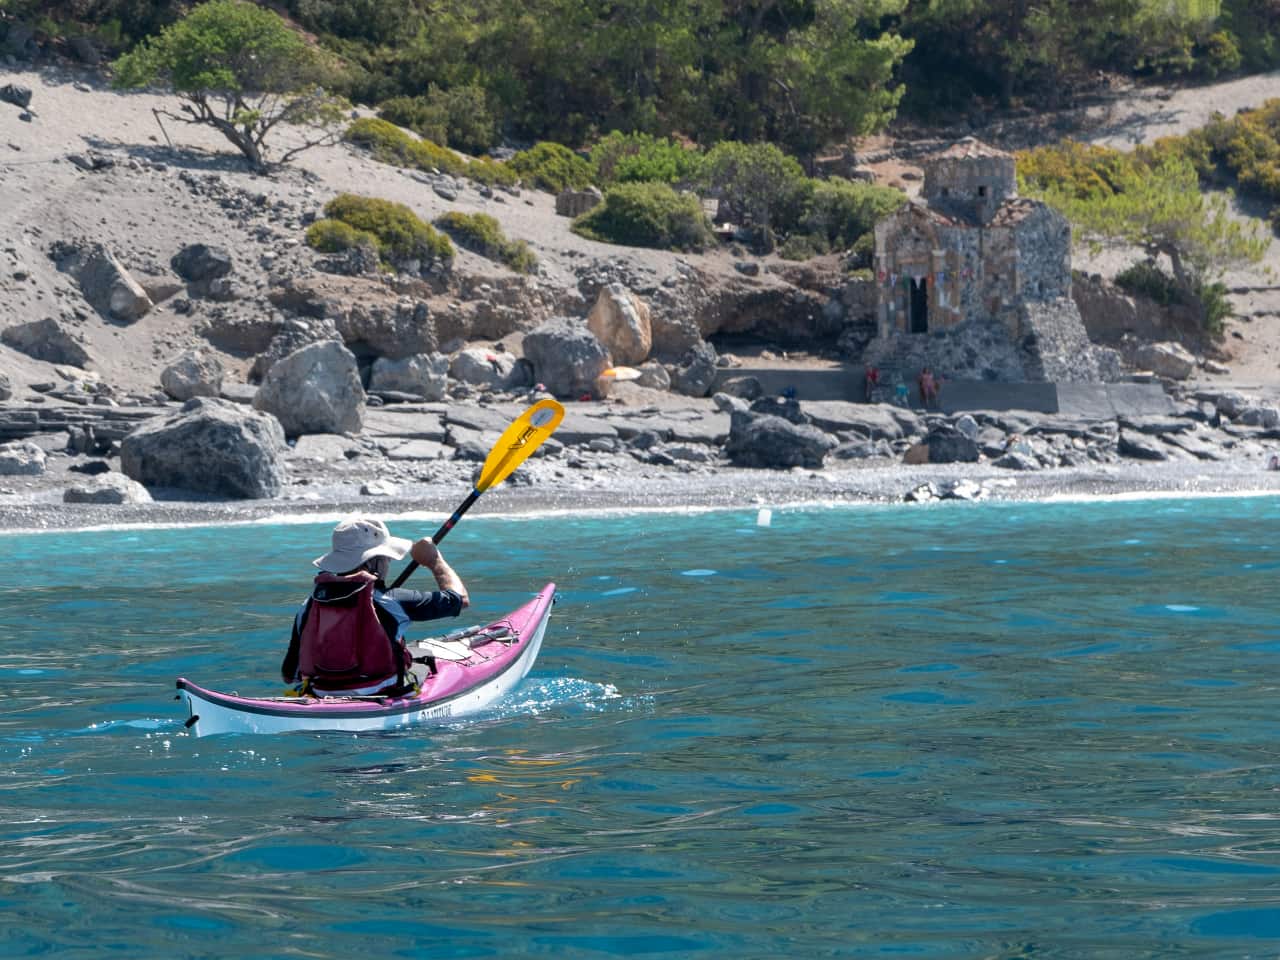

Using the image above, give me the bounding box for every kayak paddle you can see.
[389,397,565,589]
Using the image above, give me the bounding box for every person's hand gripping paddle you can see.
[389,398,565,589]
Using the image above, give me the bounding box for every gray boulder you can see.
[249,319,339,383]
[83,249,153,321]
[926,425,980,464]
[449,346,519,390]
[64,473,152,504]
[121,397,287,498]
[801,401,920,441]
[635,361,671,391]
[718,375,762,400]
[725,410,836,469]
[0,441,46,475]
[1133,341,1196,380]
[172,244,233,284]
[160,349,224,401]
[52,242,153,322]
[1238,405,1280,430]
[587,284,652,366]
[1118,428,1169,461]
[750,395,807,425]
[993,451,1041,471]
[0,83,32,108]
[555,186,603,217]
[254,340,366,436]
[522,318,611,399]
[370,352,449,400]
[668,341,718,397]
[2,318,92,367]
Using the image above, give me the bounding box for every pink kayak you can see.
[176,583,556,737]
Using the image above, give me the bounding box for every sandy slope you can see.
[0,64,746,396]
[2,62,1280,400]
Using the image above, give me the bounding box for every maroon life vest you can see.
[297,571,409,692]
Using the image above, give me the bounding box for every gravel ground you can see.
[5,455,1279,534]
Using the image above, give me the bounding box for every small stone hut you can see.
[866,138,1111,382]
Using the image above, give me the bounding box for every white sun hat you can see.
[313,517,412,573]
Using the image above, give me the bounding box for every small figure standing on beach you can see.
[894,379,909,408]
[918,367,939,410]
[864,363,880,402]
[1269,454,1280,471]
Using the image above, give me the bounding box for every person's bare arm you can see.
[410,538,469,607]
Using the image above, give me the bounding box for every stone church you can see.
[865,138,1114,383]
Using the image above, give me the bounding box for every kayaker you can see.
[281,517,469,696]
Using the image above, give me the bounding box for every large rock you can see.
[587,284,652,366]
[171,243,233,284]
[2,318,92,367]
[522,318,611,399]
[555,186,603,217]
[79,247,153,321]
[64,473,152,504]
[1118,428,1169,461]
[249,319,339,383]
[1133,341,1196,380]
[122,397,287,498]
[668,340,718,397]
[370,352,449,400]
[254,340,366,436]
[0,441,46,475]
[449,347,519,390]
[635,361,671,391]
[926,424,980,464]
[725,410,836,468]
[0,83,32,108]
[160,349,224,401]
[52,241,152,322]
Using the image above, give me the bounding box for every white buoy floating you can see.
[757,508,773,527]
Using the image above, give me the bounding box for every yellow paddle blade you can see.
[475,398,565,492]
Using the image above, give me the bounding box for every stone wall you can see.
[923,153,1016,225]
[1012,206,1072,302]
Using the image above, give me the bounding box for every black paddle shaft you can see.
[389,489,480,589]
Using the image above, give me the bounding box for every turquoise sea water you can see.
[3,497,1280,958]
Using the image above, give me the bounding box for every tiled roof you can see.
[927,137,1012,161]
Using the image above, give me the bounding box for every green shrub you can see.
[572,182,715,251]
[322,193,453,263]
[434,211,538,273]
[467,156,520,188]
[377,96,449,147]
[590,131,702,185]
[699,141,810,236]
[777,234,827,261]
[1016,141,1140,199]
[801,178,906,249]
[849,231,876,269]
[509,142,594,193]
[344,117,467,178]
[1198,30,1243,78]
[1115,260,1186,307]
[1196,278,1233,334]
[377,84,498,155]
[305,218,379,253]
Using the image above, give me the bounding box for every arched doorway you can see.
[909,277,929,333]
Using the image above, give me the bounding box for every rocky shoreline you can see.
[3,376,1280,534]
